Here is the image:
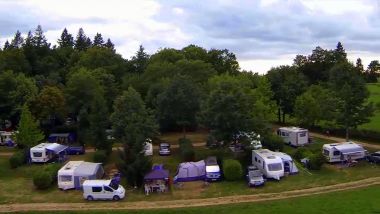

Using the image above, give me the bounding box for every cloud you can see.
[0,0,380,73]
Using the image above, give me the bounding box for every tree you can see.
[88,93,110,152]
[10,30,24,49]
[333,42,347,62]
[182,44,208,61]
[329,62,374,140]
[15,104,44,148]
[130,45,149,73]
[365,60,380,83]
[157,75,200,135]
[93,33,104,47]
[355,58,364,73]
[32,25,50,50]
[104,38,115,52]
[3,40,10,50]
[57,28,74,48]
[207,49,240,75]
[111,87,158,187]
[74,28,91,51]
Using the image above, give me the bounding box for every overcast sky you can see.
[1,0,380,73]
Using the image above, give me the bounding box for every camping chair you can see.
[159,184,166,193]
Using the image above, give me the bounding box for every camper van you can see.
[58,161,104,190]
[30,143,68,163]
[0,131,15,147]
[323,142,367,163]
[205,156,222,181]
[277,127,309,147]
[252,149,284,180]
[82,179,125,201]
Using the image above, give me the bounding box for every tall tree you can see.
[104,38,115,52]
[88,92,110,152]
[15,104,44,148]
[32,25,50,49]
[111,87,158,187]
[157,75,200,135]
[355,58,364,73]
[74,28,91,51]
[333,42,347,62]
[93,33,104,47]
[57,28,74,48]
[10,30,24,49]
[365,60,380,83]
[329,62,374,140]
[131,45,149,73]
[3,40,10,50]
[207,49,240,75]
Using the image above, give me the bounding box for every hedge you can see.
[33,163,62,190]
[9,150,26,168]
[93,150,108,163]
[262,134,284,152]
[223,159,243,181]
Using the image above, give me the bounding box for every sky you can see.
[0,0,380,74]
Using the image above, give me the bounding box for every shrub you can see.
[9,151,26,168]
[223,159,243,181]
[93,150,108,163]
[33,171,53,190]
[179,138,195,161]
[45,163,62,183]
[309,153,326,170]
[262,134,284,152]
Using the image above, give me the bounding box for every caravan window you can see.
[255,157,257,162]
[60,175,72,182]
[282,132,289,137]
[333,151,341,156]
[323,149,329,156]
[33,152,42,157]
[268,163,283,171]
[92,187,102,192]
[299,132,306,137]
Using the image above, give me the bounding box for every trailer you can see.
[252,149,284,180]
[323,142,367,163]
[30,143,68,163]
[277,127,309,147]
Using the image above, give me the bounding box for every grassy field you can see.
[24,185,380,214]
[0,133,379,204]
[359,83,380,132]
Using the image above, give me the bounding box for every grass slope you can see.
[360,83,380,132]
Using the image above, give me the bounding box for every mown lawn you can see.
[359,83,380,132]
[25,185,380,214]
[0,132,379,204]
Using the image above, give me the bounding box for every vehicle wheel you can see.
[113,195,120,201]
[87,196,94,201]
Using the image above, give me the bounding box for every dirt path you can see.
[310,132,380,150]
[1,177,379,213]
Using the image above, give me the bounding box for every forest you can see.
[0,25,378,185]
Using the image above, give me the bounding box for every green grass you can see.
[359,83,380,132]
[23,185,380,214]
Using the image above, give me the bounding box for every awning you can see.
[144,169,169,181]
[337,147,365,155]
[46,143,68,153]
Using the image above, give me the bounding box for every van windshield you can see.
[109,181,119,190]
[268,163,282,171]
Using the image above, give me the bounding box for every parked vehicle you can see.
[252,149,284,180]
[48,133,84,155]
[159,143,171,156]
[322,142,366,163]
[82,179,125,201]
[0,131,16,147]
[246,165,265,187]
[205,156,222,181]
[366,151,380,163]
[30,143,68,163]
[277,127,309,147]
[58,161,104,190]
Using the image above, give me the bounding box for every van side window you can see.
[255,157,257,162]
[104,186,113,192]
[92,187,102,192]
[333,151,340,156]
[299,132,306,137]
[323,149,329,156]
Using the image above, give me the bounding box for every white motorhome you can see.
[277,127,309,147]
[323,142,367,163]
[30,143,68,163]
[82,179,125,201]
[252,149,284,180]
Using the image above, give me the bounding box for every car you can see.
[366,151,380,163]
[82,179,125,201]
[247,165,265,187]
[159,143,171,156]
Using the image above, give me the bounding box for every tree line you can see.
[0,26,377,186]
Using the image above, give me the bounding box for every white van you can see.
[252,149,284,180]
[277,127,309,147]
[82,180,125,201]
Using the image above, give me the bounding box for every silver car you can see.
[159,143,171,156]
[247,165,265,187]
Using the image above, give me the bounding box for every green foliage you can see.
[223,159,243,181]
[15,105,44,148]
[309,153,326,170]
[93,150,108,163]
[33,171,53,190]
[30,86,66,121]
[179,138,195,161]
[261,134,284,152]
[9,151,26,168]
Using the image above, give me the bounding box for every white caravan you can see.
[323,142,367,163]
[277,127,309,147]
[252,149,284,180]
[30,143,68,163]
[82,179,125,201]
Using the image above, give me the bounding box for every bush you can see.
[292,148,313,161]
[9,151,26,168]
[309,153,326,170]
[262,134,284,152]
[45,163,62,182]
[33,171,53,190]
[93,150,108,163]
[179,138,195,161]
[223,159,243,181]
